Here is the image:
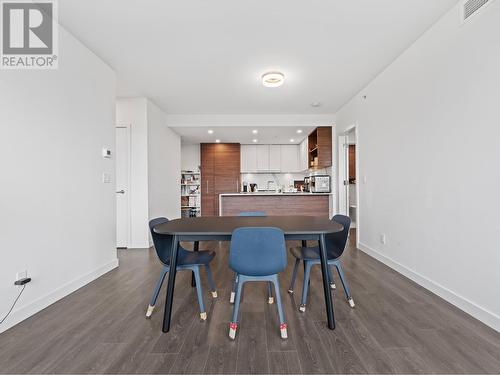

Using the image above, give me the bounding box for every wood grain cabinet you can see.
[201,143,240,216]
[308,126,332,169]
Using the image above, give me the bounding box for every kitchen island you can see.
[219,192,331,217]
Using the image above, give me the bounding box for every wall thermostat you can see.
[102,148,112,158]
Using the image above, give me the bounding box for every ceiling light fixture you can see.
[296,129,303,134]
[215,139,221,143]
[252,139,258,143]
[252,129,258,134]
[208,129,214,134]
[310,102,321,107]
[262,72,285,88]
[290,139,295,143]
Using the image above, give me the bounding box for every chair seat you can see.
[170,247,216,267]
[290,246,338,261]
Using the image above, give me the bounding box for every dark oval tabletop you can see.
[153,215,343,236]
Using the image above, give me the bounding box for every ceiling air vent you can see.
[463,0,493,21]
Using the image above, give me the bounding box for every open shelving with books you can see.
[181,170,201,217]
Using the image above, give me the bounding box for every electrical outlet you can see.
[102,173,111,183]
[380,234,386,245]
[16,270,27,282]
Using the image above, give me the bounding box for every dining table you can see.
[153,215,344,333]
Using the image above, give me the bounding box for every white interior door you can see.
[338,135,349,215]
[116,126,130,248]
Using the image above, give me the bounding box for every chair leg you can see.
[271,276,287,339]
[146,266,168,318]
[204,264,217,298]
[230,274,238,304]
[193,267,207,320]
[300,262,313,312]
[334,262,355,308]
[267,282,274,304]
[328,265,336,290]
[288,258,300,293]
[229,276,244,340]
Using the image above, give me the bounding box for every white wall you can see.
[116,98,181,248]
[0,27,117,333]
[147,101,181,221]
[116,98,150,248]
[181,144,200,171]
[335,2,500,331]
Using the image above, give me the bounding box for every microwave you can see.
[310,175,331,193]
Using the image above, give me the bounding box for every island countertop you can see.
[219,192,331,217]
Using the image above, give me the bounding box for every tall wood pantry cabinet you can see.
[200,143,241,216]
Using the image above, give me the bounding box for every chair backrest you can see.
[238,211,266,216]
[149,217,173,265]
[325,214,351,259]
[229,227,287,276]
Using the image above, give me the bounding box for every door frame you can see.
[339,124,360,248]
[115,124,132,248]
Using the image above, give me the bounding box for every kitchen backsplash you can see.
[241,168,332,192]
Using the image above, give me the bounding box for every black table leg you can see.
[319,233,335,330]
[191,241,199,287]
[162,235,179,333]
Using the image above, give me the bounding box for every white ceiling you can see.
[59,0,457,115]
[174,126,314,145]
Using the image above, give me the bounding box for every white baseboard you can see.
[358,242,500,332]
[127,242,151,249]
[0,258,119,334]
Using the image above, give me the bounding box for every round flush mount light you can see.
[215,139,221,143]
[310,102,321,107]
[252,139,258,143]
[296,129,303,134]
[252,129,258,134]
[290,138,295,143]
[262,72,285,88]
[208,129,214,134]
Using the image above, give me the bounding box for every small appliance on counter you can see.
[303,176,311,192]
[242,181,248,193]
[249,183,258,193]
[310,175,331,193]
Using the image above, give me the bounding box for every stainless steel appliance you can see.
[303,177,310,192]
[310,175,331,193]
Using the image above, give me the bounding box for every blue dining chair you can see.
[228,227,288,340]
[229,211,274,305]
[288,215,355,312]
[146,217,217,321]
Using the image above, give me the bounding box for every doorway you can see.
[338,126,359,242]
[115,125,131,248]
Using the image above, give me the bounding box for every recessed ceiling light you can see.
[208,129,214,134]
[296,129,303,134]
[310,102,321,107]
[215,139,220,143]
[262,72,285,88]
[252,129,258,134]
[290,139,295,142]
[252,139,258,143]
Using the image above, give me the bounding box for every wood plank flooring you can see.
[1,231,499,374]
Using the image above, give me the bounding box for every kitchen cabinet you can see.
[240,145,257,173]
[280,145,299,172]
[308,126,332,169]
[201,143,240,216]
[299,138,308,171]
[256,145,269,171]
[269,145,281,171]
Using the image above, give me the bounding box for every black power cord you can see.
[0,285,26,325]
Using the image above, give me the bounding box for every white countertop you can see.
[220,192,332,196]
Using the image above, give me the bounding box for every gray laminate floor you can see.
[1,232,499,374]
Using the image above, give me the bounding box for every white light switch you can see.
[102,173,111,183]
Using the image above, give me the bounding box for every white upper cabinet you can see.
[269,145,281,171]
[280,145,299,172]
[241,144,304,172]
[240,145,257,173]
[299,138,309,172]
[256,145,270,171]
